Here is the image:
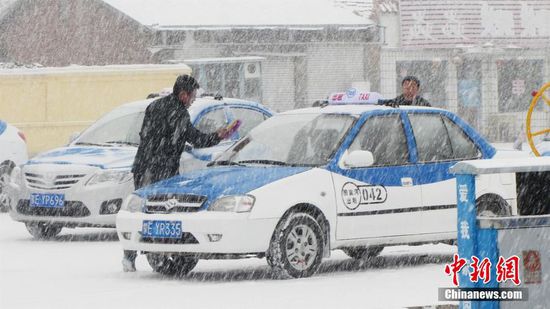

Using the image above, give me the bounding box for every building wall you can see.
[380,47,550,142]
[0,64,191,154]
[307,43,369,104]
[261,56,296,112]
[0,0,153,66]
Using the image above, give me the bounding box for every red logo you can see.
[444,254,467,286]
[496,256,521,285]
[470,256,492,284]
[444,254,522,286]
[523,250,541,284]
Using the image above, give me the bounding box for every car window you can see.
[196,108,227,134]
[230,107,268,136]
[409,114,453,162]
[349,114,409,166]
[76,112,144,146]
[442,116,481,160]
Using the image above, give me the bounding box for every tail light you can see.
[17,131,26,143]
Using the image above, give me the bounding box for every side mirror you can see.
[69,132,80,144]
[342,150,374,168]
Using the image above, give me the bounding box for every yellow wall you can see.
[0,64,191,155]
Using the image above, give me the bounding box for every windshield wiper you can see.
[207,160,245,167]
[237,159,288,166]
[105,141,139,147]
[75,142,110,147]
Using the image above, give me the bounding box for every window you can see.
[196,108,227,134]
[230,108,268,137]
[442,116,480,160]
[409,114,453,162]
[349,114,409,166]
[76,112,144,146]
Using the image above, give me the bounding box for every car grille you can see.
[144,194,207,214]
[25,173,87,190]
[16,200,91,217]
[140,232,199,244]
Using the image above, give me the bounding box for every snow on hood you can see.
[136,166,310,208]
[27,146,137,169]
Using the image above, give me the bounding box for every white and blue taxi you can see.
[117,90,518,278]
[8,95,272,239]
[0,120,28,211]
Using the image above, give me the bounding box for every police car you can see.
[0,120,28,211]
[116,89,518,279]
[7,95,272,239]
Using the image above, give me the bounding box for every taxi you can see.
[0,120,28,211]
[8,94,272,239]
[116,89,518,278]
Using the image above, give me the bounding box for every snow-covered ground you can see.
[0,213,458,309]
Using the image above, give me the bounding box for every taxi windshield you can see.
[213,113,356,166]
[75,112,144,147]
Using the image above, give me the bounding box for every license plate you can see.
[141,220,182,239]
[30,193,65,208]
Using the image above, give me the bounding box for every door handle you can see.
[401,177,413,187]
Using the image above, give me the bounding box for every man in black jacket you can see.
[122,74,231,272]
[384,75,431,107]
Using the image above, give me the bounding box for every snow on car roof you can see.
[114,96,265,117]
[280,104,439,117]
[102,0,373,28]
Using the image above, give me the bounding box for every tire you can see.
[25,222,63,239]
[0,163,14,212]
[146,253,198,277]
[267,213,324,279]
[477,196,510,217]
[342,246,384,260]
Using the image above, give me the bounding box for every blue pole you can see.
[456,174,477,309]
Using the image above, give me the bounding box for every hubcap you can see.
[285,224,318,271]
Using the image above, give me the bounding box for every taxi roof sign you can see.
[328,89,384,105]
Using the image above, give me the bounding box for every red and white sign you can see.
[400,0,550,48]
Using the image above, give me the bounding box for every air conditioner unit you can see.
[244,62,261,79]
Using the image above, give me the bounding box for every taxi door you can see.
[328,112,423,240]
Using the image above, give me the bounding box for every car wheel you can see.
[0,164,13,212]
[267,212,324,279]
[25,222,63,239]
[146,253,198,277]
[342,246,384,260]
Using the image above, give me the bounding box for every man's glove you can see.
[377,99,399,108]
[217,119,242,139]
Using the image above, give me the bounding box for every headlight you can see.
[208,195,255,213]
[10,166,22,184]
[121,194,144,213]
[86,170,133,186]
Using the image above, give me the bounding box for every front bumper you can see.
[116,210,279,255]
[8,165,133,227]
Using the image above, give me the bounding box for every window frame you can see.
[345,112,412,168]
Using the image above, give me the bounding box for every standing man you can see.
[385,75,431,107]
[122,74,232,272]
